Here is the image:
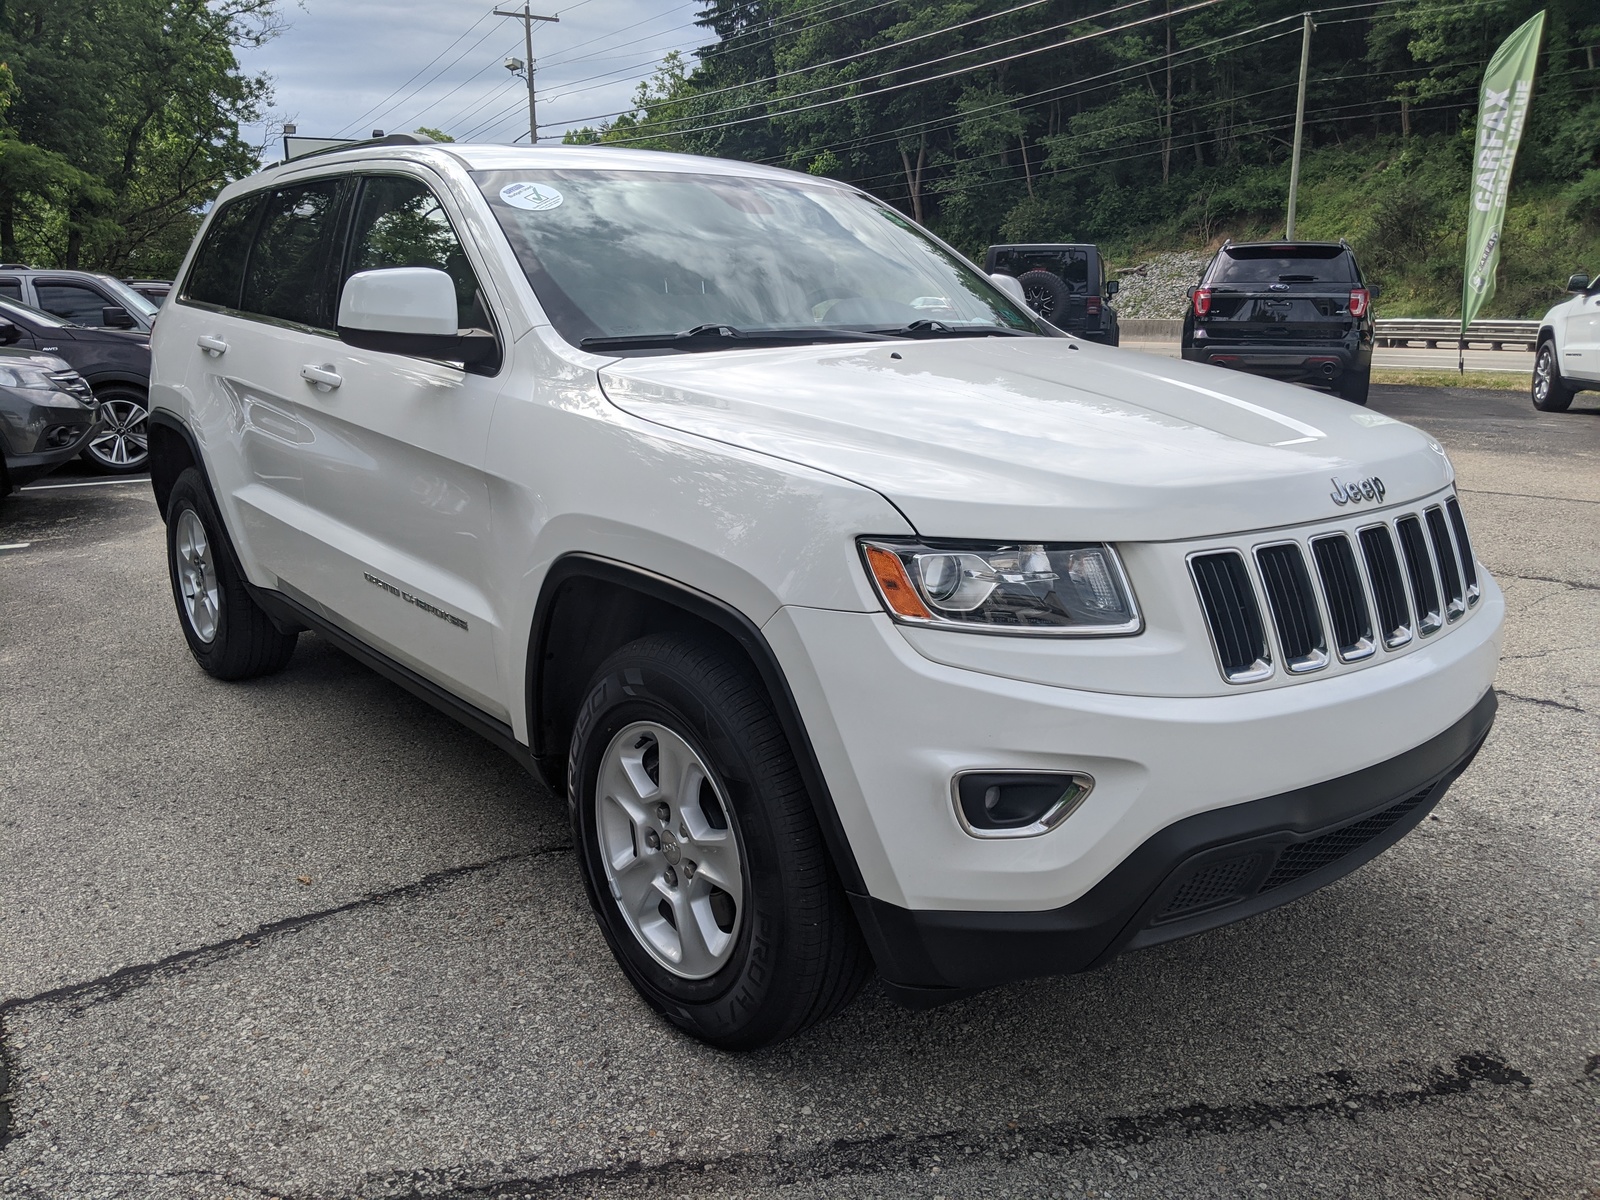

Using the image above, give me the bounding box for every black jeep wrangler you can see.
[1182,240,1376,405]
[984,243,1120,345]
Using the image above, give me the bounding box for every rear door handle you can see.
[197,335,228,356]
[300,364,342,391]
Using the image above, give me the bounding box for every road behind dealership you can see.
[1,385,1596,1200]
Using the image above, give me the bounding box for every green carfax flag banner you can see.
[1461,11,1545,351]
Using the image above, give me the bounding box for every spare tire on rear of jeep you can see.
[1016,269,1070,322]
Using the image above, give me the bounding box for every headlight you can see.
[0,365,85,406]
[860,539,1141,635]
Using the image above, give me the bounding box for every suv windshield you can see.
[474,169,1039,347]
[1209,245,1356,285]
[96,276,160,317]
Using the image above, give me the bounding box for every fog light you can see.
[953,771,1093,839]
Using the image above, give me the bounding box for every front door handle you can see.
[197,335,228,356]
[300,364,343,391]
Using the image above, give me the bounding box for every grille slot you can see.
[1310,534,1375,661]
[1358,525,1413,649]
[1259,785,1436,892]
[1190,552,1272,682]
[1157,854,1262,921]
[1255,543,1328,672]
[1396,515,1443,635]
[1445,496,1480,606]
[1426,506,1466,621]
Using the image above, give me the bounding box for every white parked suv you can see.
[1533,271,1600,411]
[148,136,1504,1048]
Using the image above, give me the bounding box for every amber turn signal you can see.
[863,543,934,621]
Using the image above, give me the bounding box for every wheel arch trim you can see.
[529,552,869,895]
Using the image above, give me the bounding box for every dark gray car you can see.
[0,296,150,472]
[0,347,101,494]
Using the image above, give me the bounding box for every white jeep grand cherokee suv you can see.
[1532,270,1600,411]
[148,138,1503,1048]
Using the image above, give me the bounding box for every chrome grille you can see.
[1193,494,1481,684]
[1310,535,1375,661]
[1189,551,1271,682]
[1396,515,1442,635]
[1254,543,1327,672]
[48,370,92,401]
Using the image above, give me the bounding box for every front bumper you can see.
[853,689,1494,1001]
[1,399,102,488]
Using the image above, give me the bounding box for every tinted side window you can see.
[347,176,487,330]
[0,278,21,302]
[184,193,267,309]
[241,179,349,330]
[35,282,114,326]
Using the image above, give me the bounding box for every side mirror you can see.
[988,272,1027,307]
[0,319,19,346]
[102,305,137,329]
[1566,273,1590,293]
[336,267,497,367]
[1187,285,1198,299]
[1104,279,1120,297]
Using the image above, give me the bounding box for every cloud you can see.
[239,0,704,156]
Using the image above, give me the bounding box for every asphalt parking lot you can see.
[1,384,1597,1200]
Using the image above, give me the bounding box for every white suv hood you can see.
[598,338,1450,541]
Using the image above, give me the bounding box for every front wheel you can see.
[569,633,869,1049]
[165,468,298,679]
[82,386,150,473]
[1531,341,1574,412]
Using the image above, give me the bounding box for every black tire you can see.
[569,632,870,1050]
[1531,340,1574,412]
[1339,365,1371,406]
[1016,269,1070,322]
[81,385,150,473]
[165,467,298,680]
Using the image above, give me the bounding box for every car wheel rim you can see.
[87,398,149,468]
[595,721,745,980]
[1024,288,1054,317]
[175,508,221,644]
[1533,349,1551,400]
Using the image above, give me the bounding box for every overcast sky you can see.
[238,0,707,160]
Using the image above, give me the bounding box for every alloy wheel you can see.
[1533,346,1553,403]
[174,508,221,643]
[595,721,745,979]
[86,396,150,470]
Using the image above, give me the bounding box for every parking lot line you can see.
[20,475,152,491]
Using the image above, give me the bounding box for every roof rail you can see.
[290,132,436,163]
[0,262,32,270]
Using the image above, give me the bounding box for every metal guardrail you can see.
[1374,318,1540,351]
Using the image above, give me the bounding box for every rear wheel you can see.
[82,386,150,473]
[1532,341,1574,412]
[165,468,298,679]
[569,632,870,1049]
[1339,365,1371,406]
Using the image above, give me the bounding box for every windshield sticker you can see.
[500,182,564,211]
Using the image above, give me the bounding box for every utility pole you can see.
[495,3,559,144]
[1285,12,1313,240]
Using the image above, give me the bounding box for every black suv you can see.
[1181,241,1376,405]
[984,243,1120,344]
[0,296,151,472]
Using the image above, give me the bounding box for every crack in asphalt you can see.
[1459,487,1600,506]
[1493,688,1591,716]
[1497,571,1600,592]
[362,1053,1534,1199]
[0,849,563,1021]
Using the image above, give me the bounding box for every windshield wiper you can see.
[871,319,1036,339]
[580,323,893,352]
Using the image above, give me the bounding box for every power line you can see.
[565,0,1158,132]
[336,8,497,137]
[598,0,1233,144]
